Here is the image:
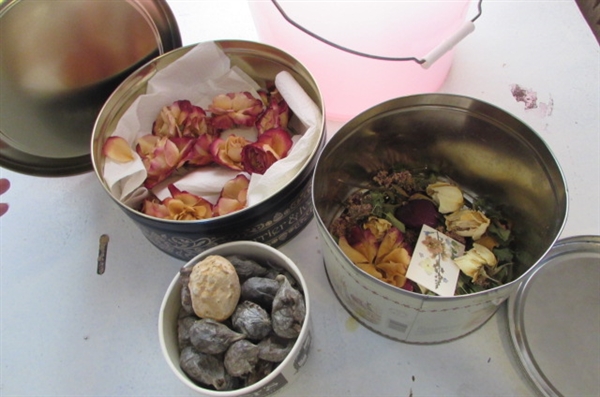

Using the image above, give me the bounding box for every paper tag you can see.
[406,225,465,297]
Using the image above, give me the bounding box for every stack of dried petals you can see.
[103,90,294,220]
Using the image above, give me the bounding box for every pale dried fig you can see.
[188,255,241,321]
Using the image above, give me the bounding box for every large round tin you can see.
[159,241,312,396]
[0,0,181,176]
[92,41,326,260]
[312,94,568,344]
[507,235,599,397]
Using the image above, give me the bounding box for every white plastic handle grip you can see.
[421,21,476,69]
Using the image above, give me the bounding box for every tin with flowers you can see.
[92,41,326,260]
[312,94,567,343]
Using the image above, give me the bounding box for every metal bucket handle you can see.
[269,0,483,69]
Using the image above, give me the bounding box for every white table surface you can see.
[1,1,599,396]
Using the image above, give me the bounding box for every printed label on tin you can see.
[405,225,464,297]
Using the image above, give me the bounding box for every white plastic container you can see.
[248,0,474,120]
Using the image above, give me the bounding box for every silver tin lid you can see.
[508,235,600,396]
[0,0,181,176]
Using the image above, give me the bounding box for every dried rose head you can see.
[136,135,187,188]
[209,92,265,130]
[445,209,491,240]
[210,134,251,171]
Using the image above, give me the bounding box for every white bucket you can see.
[248,0,477,120]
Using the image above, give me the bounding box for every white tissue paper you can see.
[101,41,322,212]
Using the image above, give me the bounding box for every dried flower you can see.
[142,185,213,221]
[339,226,412,289]
[426,182,464,214]
[255,94,290,135]
[445,209,491,240]
[241,128,293,174]
[363,217,392,240]
[213,175,249,216]
[152,100,210,138]
[453,243,498,283]
[209,92,265,130]
[394,199,440,229]
[182,134,215,166]
[102,136,135,163]
[136,135,189,188]
[210,135,251,171]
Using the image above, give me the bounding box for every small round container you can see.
[158,241,312,397]
[312,94,568,344]
[91,41,326,260]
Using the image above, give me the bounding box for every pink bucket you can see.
[248,0,479,121]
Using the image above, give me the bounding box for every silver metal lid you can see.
[508,235,600,397]
[0,0,181,176]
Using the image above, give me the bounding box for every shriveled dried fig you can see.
[188,255,241,321]
[189,318,246,355]
[272,275,305,339]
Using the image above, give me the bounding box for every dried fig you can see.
[188,255,241,321]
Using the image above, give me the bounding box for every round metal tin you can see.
[508,235,600,397]
[0,0,181,176]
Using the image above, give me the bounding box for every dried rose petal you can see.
[136,135,183,188]
[142,199,171,219]
[208,92,265,129]
[209,135,251,171]
[153,100,209,138]
[213,174,249,216]
[102,136,135,163]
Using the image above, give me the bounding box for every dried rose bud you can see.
[453,243,498,283]
[153,100,209,138]
[426,182,464,214]
[102,136,135,163]
[208,92,265,129]
[213,174,249,216]
[210,135,251,171]
[136,135,184,188]
[445,209,491,240]
[241,128,293,174]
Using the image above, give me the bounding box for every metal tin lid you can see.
[508,235,600,397]
[0,0,181,176]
